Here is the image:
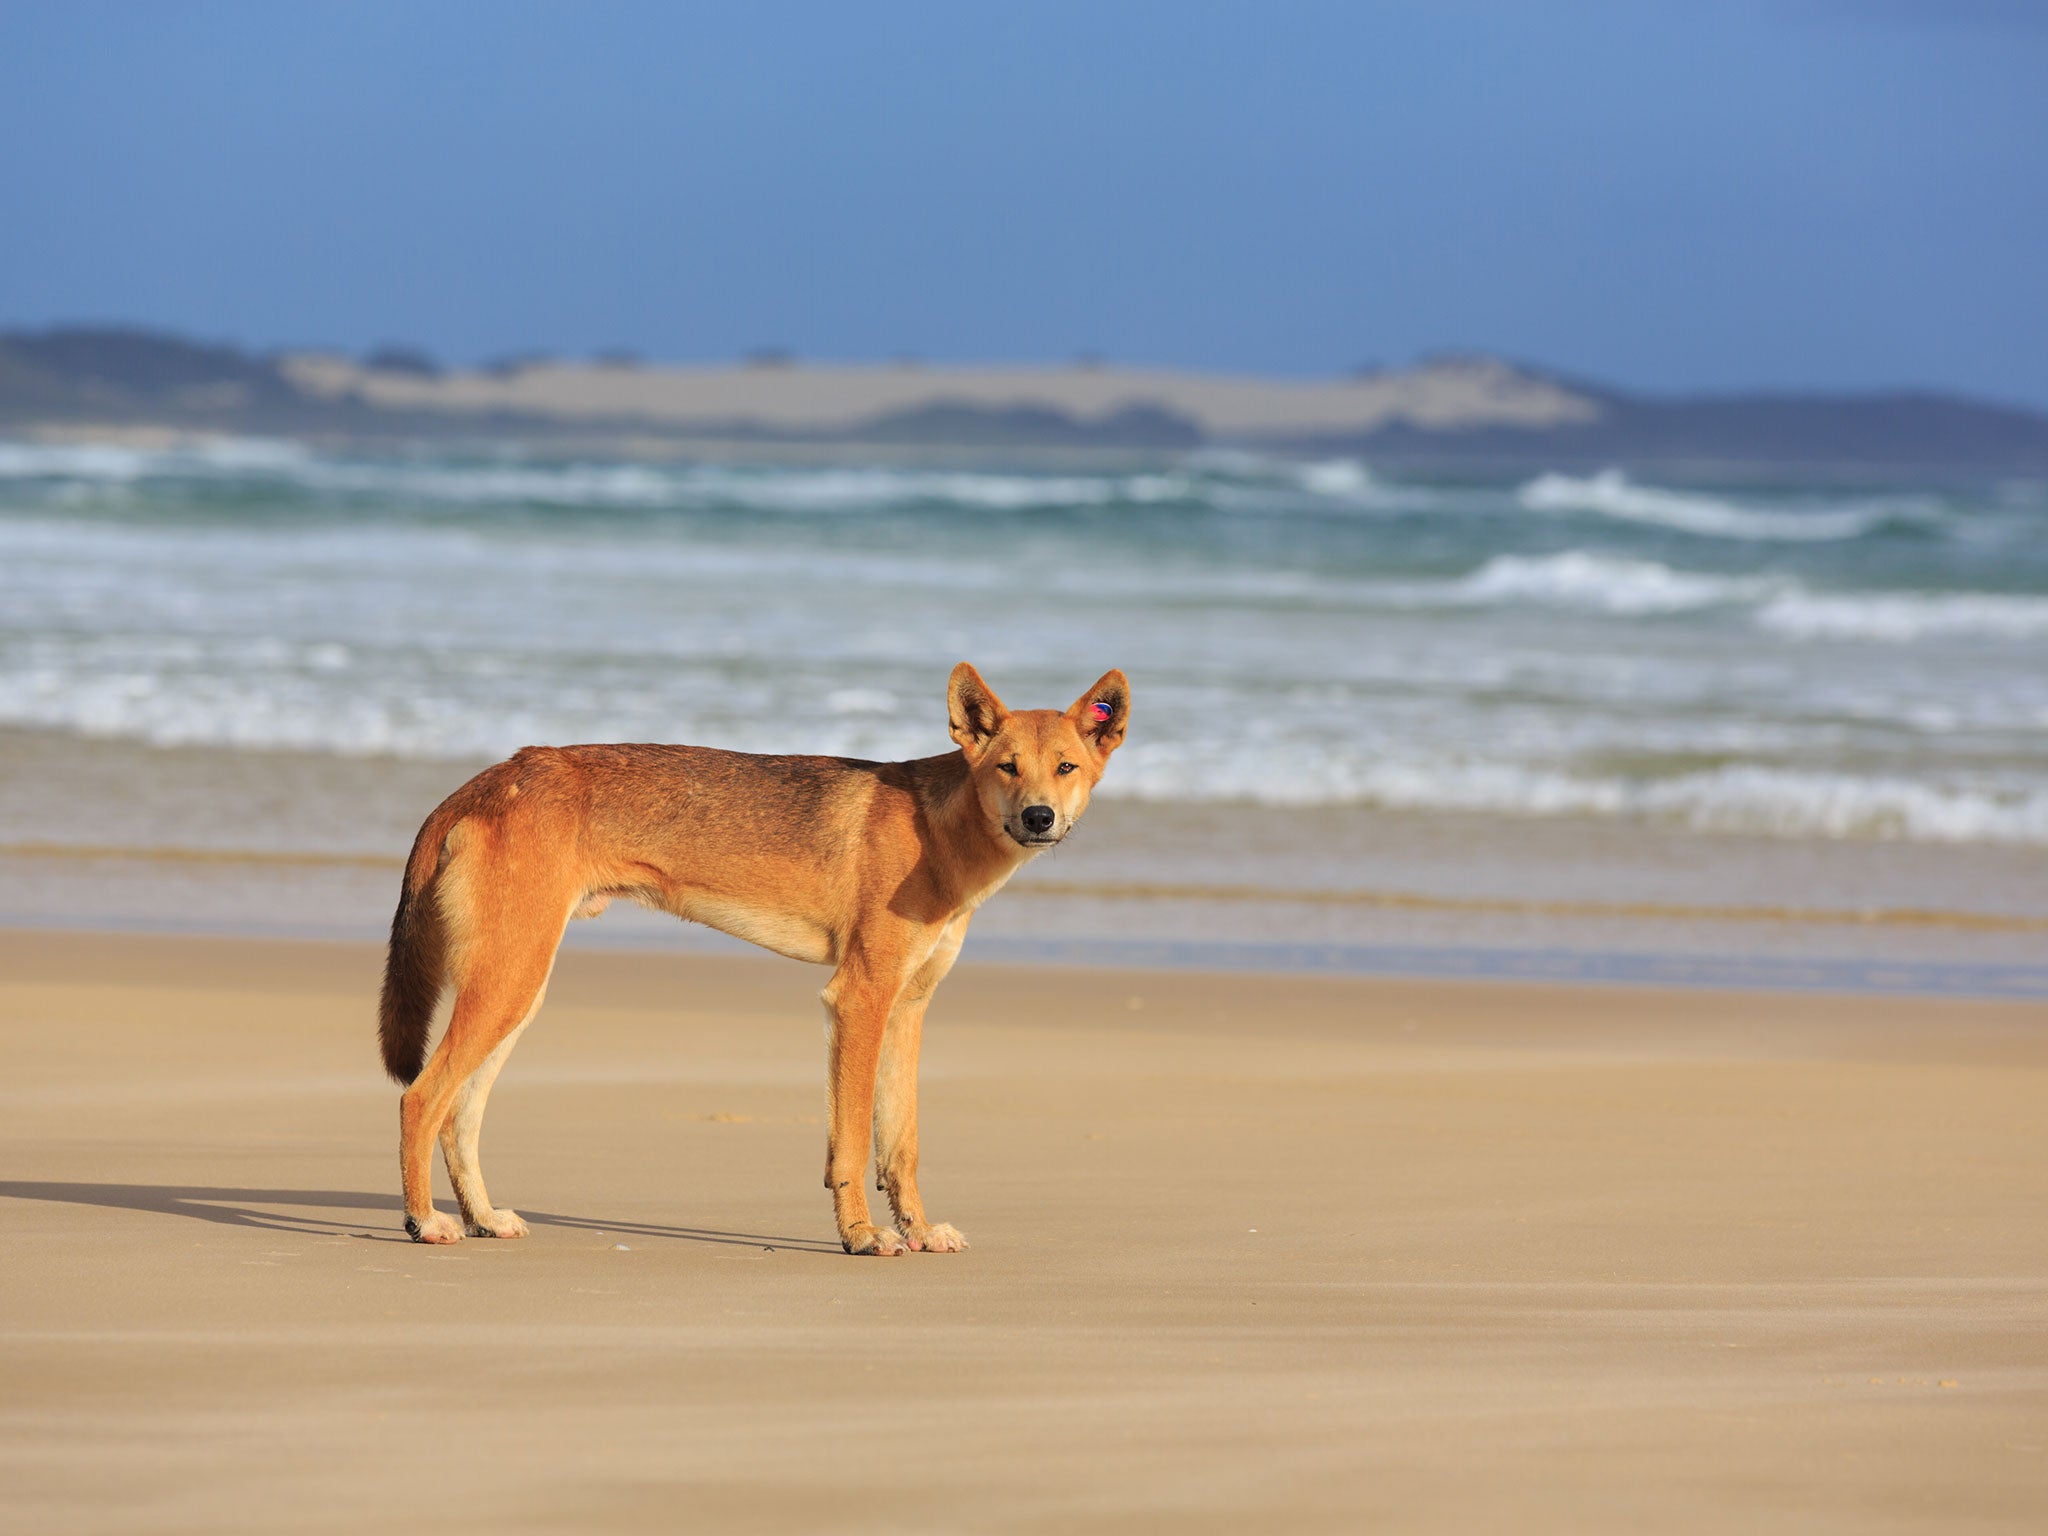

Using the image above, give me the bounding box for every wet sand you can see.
[1,929,2043,1533]
[7,725,2047,975]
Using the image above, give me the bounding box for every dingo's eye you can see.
[1056,762,1077,775]
[997,761,1019,776]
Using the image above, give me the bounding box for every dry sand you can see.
[1,929,2043,1533]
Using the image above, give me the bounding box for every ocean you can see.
[2,438,2044,987]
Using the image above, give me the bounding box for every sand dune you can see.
[279,351,1600,437]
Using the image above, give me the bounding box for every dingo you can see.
[378,663,1129,1255]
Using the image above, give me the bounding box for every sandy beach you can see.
[7,7,2045,1533]
[2,927,2042,1533]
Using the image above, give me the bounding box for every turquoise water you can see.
[2,438,2046,845]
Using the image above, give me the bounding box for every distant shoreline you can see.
[6,325,2047,472]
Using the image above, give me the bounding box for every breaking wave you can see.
[1518,469,1925,542]
[1756,590,2048,642]
[0,437,313,481]
[4,436,2046,848]
[1111,754,2048,845]
[0,439,1201,511]
[1446,552,2048,641]
[3,652,2041,845]
[0,442,1967,540]
[1293,457,1374,497]
[1451,552,1783,615]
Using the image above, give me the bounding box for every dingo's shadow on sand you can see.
[0,1182,840,1252]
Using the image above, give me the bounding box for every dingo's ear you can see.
[948,662,1008,753]
[1067,669,1130,757]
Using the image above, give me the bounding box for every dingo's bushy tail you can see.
[377,789,473,1084]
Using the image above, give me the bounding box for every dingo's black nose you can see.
[1021,805,1056,836]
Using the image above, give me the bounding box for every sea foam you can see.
[4,438,2045,848]
[0,438,312,481]
[1445,551,2048,642]
[1452,552,1782,615]
[1294,458,1375,497]
[0,441,1201,513]
[1109,754,2048,845]
[1756,590,2048,642]
[1518,469,1911,542]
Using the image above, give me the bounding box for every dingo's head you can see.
[948,662,1130,851]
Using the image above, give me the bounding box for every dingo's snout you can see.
[947,661,1130,858]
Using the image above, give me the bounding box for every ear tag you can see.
[1091,701,1113,723]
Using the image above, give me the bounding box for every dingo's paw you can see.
[843,1224,908,1256]
[465,1209,528,1239]
[405,1210,463,1245]
[906,1222,967,1253]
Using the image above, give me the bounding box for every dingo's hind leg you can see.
[399,861,571,1244]
[441,1015,537,1237]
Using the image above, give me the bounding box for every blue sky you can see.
[3,2,2044,404]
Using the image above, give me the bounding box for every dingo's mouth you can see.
[1009,830,1063,848]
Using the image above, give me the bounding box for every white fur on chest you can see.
[957,847,1036,914]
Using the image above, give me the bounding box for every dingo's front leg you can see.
[874,917,969,1253]
[821,950,908,1255]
